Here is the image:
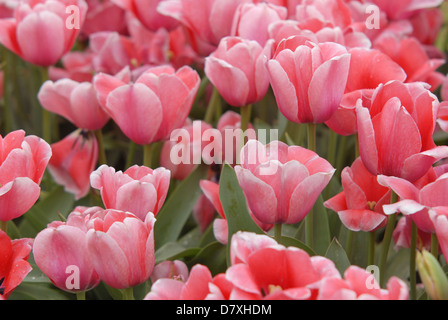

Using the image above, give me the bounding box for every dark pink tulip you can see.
[48,130,98,200]
[0,130,51,222]
[80,0,127,38]
[38,78,110,131]
[33,207,101,293]
[324,157,390,232]
[0,230,33,299]
[393,216,432,251]
[231,2,287,47]
[93,65,200,145]
[90,164,170,220]
[356,81,448,182]
[235,140,335,225]
[369,0,443,20]
[85,209,156,289]
[0,0,87,66]
[205,36,270,107]
[112,0,179,32]
[267,36,351,124]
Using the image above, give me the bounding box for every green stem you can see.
[431,233,439,258]
[126,141,136,169]
[143,143,153,168]
[274,224,282,244]
[76,291,86,301]
[410,221,417,300]
[368,231,376,266]
[327,129,338,167]
[305,123,317,249]
[40,66,52,143]
[121,287,134,300]
[94,130,107,165]
[239,104,252,158]
[204,87,221,125]
[345,229,354,258]
[354,133,360,158]
[379,191,398,286]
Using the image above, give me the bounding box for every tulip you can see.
[90,164,170,220]
[158,0,252,56]
[267,36,351,124]
[368,0,443,20]
[294,0,353,30]
[416,249,448,300]
[150,260,189,284]
[324,157,390,232]
[85,209,156,290]
[33,207,100,294]
[0,230,33,299]
[356,83,448,182]
[234,140,335,225]
[0,0,87,66]
[79,0,127,38]
[112,0,179,32]
[393,216,432,251]
[38,78,110,131]
[231,2,287,47]
[0,130,51,222]
[205,36,270,107]
[93,65,200,145]
[47,130,98,200]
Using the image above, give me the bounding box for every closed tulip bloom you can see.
[0,230,33,299]
[267,36,351,124]
[85,209,156,289]
[48,130,98,200]
[38,79,110,131]
[0,0,87,66]
[205,36,269,107]
[0,130,51,222]
[93,65,200,145]
[356,82,448,182]
[90,164,170,220]
[150,260,189,284]
[324,157,390,232]
[235,140,335,225]
[33,207,100,293]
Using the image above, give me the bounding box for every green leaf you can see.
[9,283,72,300]
[219,164,264,242]
[312,195,331,256]
[153,164,209,250]
[186,241,227,276]
[279,236,316,256]
[155,242,200,264]
[325,237,351,276]
[18,186,75,238]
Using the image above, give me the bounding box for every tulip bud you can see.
[416,250,448,300]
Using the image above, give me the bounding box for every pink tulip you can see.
[0,130,51,222]
[294,0,353,30]
[205,36,270,107]
[0,0,87,66]
[229,231,280,265]
[235,140,335,225]
[231,2,287,47]
[369,0,443,20]
[318,266,408,300]
[90,164,170,220]
[356,81,448,182]
[93,65,200,145]
[150,260,189,284]
[267,36,351,124]
[38,78,110,131]
[325,48,407,136]
[225,233,341,300]
[85,209,156,289]
[324,157,390,232]
[47,130,98,200]
[80,0,127,38]
[33,207,100,293]
[374,35,445,92]
[0,230,33,299]
[112,0,179,32]
[435,215,448,266]
[393,216,432,251]
[158,0,251,56]
[49,50,96,83]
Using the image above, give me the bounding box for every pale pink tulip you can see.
[267,36,350,124]
[90,164,170,220]
[150,260,189,284]
[235,140,335,225]
[0,0,88,66]
[86,209,156,289]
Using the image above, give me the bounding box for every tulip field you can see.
[2,0,448,303]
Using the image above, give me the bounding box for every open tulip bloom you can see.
[2,0,448,304]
